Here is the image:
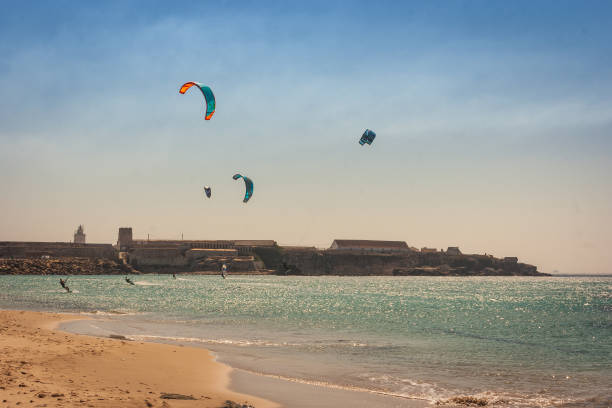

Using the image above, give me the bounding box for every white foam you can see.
[134,281,162,286]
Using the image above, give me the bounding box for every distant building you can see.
[73,225,86,244]
[503,257,518,263]
[329,240,410,252]
[446,247,462,256]
[115,228,276,254]
[233,240,277,248]
[281,246,317,252]
[117,227,133,251]
[420,247,438,253]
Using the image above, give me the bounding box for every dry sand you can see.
[0,310,278,408]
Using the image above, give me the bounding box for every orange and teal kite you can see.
[179,82,216,120]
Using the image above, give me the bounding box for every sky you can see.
[1,0,611,274]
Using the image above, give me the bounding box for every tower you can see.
[117,227,133,251]
[74,225,86,244]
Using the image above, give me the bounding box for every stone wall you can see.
[128,248,188,267]
[0,242,117,260]
[125,245,260,273]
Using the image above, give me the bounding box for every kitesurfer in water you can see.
[221,263,227,279]
[125,276,134,285]
[59,278,67,289]
[172,273,176,279]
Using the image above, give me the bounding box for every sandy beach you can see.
[0,310,277,408]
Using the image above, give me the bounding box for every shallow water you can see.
[1,275,610,407]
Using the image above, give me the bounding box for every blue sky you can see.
[1,1,611,273]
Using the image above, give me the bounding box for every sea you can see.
[0,275,610,407]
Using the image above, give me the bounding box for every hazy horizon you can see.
[1,1,611,274]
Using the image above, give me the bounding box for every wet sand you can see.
[58,318,431,408]
[0,310,277,408]
[230,369,430,408]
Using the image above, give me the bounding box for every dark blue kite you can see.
[359,129,376,146]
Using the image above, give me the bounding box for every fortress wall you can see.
[128,248,188,267]
[127,246,260,271]
[0,242,116,260]
[186,248,238,260]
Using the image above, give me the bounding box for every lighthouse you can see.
[74,225,86,244]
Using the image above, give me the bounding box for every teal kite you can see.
[232,174,253,203]
[179,82,216,120]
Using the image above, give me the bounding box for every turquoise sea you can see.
[0,275,610,407]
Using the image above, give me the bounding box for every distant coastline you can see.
[550,274,612,278]
[1,231,548,276]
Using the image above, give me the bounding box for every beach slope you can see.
[0,310,277,408]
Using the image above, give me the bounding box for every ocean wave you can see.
[434,390,586,407]
[355,373,594,407]
[80,310,139,316]
[125,334,291,347]
[233,367,435,402]
[124,334,369,349]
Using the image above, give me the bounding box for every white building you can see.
[329,240,410,253]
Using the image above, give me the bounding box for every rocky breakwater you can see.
[279,249,417,276]
[392,252,546,276]
[0,257,137,275]
[277,248,548,276]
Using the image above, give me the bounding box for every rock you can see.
[223,401,255,408]
[50,393,64,397]
[160,393,196,400]
[279,248,546,276]
[437,396,488,406]
[109,334,128,340]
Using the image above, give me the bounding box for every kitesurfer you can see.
[172,273,176,279]
[221,263,227,279]
[59,278,67,289]
[125,276,134,285]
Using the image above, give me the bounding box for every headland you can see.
[0,227,548,276]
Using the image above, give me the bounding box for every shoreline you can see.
[58,316,431,408]
[1,308,431,408]
[0,309,278,408]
